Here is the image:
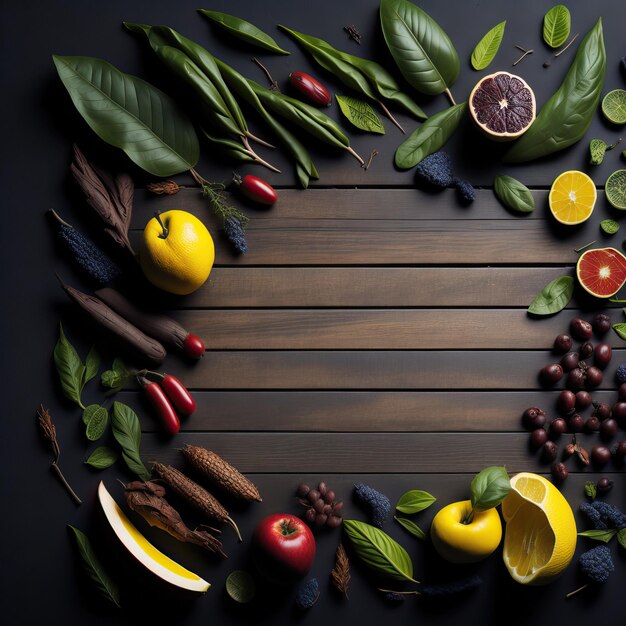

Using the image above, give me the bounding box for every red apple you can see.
[251,513,315,584]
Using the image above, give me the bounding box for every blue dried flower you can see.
[454,179,475,204]
[616,363,626,384]
[354,483,391,528]
[58,223,120,285]
[579,546,614,583]
[580,501,626,530]
[295,578,319,610]
[415,152,454,188]
[420,575,483,598]
[224,216,248,254]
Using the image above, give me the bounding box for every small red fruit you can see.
[183,333,205,359]
[160,374,196,417]
[288,71,331,107]
[234,174,278,206]
[137,376,180,435]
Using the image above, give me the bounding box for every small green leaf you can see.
[68,525,121,608]
[225,570,256,603]
[527,276,574,316]
[578,529,618,543]
[343,519,417,582]
[395,490,436,514]
[111,401,150,480]
[101,358,131,391]
[470,466,511,511]
[471,21,506,71]
[53,323,85,408]
[584,481,597,500]
[336,95,385,134]
[543,4,571,48]
[83,346,100,386]
[618,528,626,549]
[612,323,626,340]
[493,175,535,213]
[82,404,102,426]
[85,446,118,470]
[394,516,426,540]
[600,219,619,235]
[85,406,109,442]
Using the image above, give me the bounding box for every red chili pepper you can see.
[183,333,205,359]
[233,174,278,206]
[138,376,180,435]
[160,374,196,417]
[288,71,331,107]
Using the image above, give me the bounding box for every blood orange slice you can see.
[576,247,626,298]
[469,71,536,141]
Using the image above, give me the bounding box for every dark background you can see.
[1,1,625,625]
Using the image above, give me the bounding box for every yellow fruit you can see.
[98,481,210,592]
[548,170,597,225]
[502,472,576,585]
[139,210,214,295]
[430,500,502,564]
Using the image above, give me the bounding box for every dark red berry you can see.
[596,477,614,494]
[600,418,619,438]
[591,445,611,467]
[575,391,592,410]
[619,383,626,401]
[324,490,336,504]
[612,440,626,458]
[541,363,563,385]
[594,343,612,369]
[556,391,576,415]
[579,342,594,359]
[322,504,333,515]
[315,513,328,526]
[585,366,603,388]
[530,428,548,448]
[568,414,584,432]
[612,402,626,423]
[567,368,586,390]
[318,482,327,496]
[585,416,601,432]
[594,402,612,421]
[542,441,558,462]
[307,489,320,503]
[332,501,344,514]
[313,499,325,513]
[523,407,547,429]
[553,334,573,354]
[305,508,316,523]
[297,483,311,497]
[592,313,611,336]
[326,515,342,529]
[563,440,577,459]
[570,318,593,341]
[550,417,567,436]
[551,463,568,482]
[560,352,580,372]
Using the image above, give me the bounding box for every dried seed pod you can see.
[152,462,242,541]
[181,444,262,502]
[124,480,226,557]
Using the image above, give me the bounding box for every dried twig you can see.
[251,57,280,91]
[37,404,82,505]
[330,543,350,598]
[544,32,579,67]
[344,24,361,44]
[362,150,379,171]
[512,45,534,66]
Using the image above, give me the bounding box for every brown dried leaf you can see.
[331,543,350,598]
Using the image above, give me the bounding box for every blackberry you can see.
[354,483,391,528]
[223,216,248,254]
[295,578,319,610]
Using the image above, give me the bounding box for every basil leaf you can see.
[394,516,426,541]
[343,519,417,582]
[53,323,85,409]
[380,0,460,96]
[471,21,506,71]
[396,490,436,514]
[83,346,100,386]
[600,219,619,235]
[543,4,571,48]
[111,401,150,480]
[85,406,109,442]
[53,55,199,177]
[85,446,118,470]
[618,528,626,549]
[505,19,606,163]
[395,102,466,169]
[612,323,626,340]
[493,175,535,213]
[527,276,574,315]
[68,525,121,608]
[470,466,511,511]
[584,481,597,500]
[336,96,385,134]
[577,529,618,543]
[198,10,289,55]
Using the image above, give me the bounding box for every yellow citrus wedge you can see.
[98,481,210,593]
[501,473,576,585]
[548,170,597,225]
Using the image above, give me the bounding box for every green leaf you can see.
[395,102,466,169]
[394,516,426,540]
[52,55,199,177]
[53,323,85,408]
[612,323,626,340]
[470,466,511,511]
[543,4,571,48]
[471,21,506,71]
[380,0,460,96]
[601,219,619,235]
[198,10,289,55]
[584,481,597,500]
[111,401,150,480]
[618,528,626,549]
[395,490,436,514]
[336,96,385,134]
[505,19,606,163]
[85,406,109,442]
[493,175,535,213]
[578,529,618,543]
[343,519,417,583]
[82,404,103,426]
[83,346,100,386]
[101,358,131,391]
[225,570,256,603]
[527,276,574,315]
[68,525,121,608]
[85,446,118,470]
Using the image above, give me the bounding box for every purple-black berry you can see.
[354,483,391,528]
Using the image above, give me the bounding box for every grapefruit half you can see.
[576,247,626,298]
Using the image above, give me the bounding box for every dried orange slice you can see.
[548,170,597,225]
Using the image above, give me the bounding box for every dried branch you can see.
[330,543,350,598]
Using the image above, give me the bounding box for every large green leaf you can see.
[52,55,199,176]
[504,19,605,163]
[380,0,460,96]
[471,21,506,71]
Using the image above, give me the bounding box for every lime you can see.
[606,169,626,210]
[602,89,626,125]
[226,570,255,604]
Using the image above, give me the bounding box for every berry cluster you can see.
[296,482,343,529]
[524,314,626,482]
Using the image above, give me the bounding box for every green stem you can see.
[444,88,456,106]
[153,211,169,239]
[377,100,405,134]
[461,507,475,525]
